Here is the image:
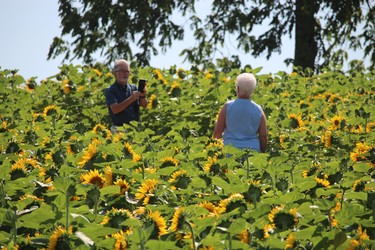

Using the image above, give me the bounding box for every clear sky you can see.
[0,1,369,81]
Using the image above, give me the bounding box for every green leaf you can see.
[100,185,120,196]
[53,177,76,196]
[296,178,317,192]
[190,177,207,189]
[333,231,348,249]
[344,191,367,201]
[353,162,372,173]
[145,240,177,249]
[212,176,231,193]
[79,224,120,240]
[294,226,317,240]
[227,218,248,235]
[18,204,56,228]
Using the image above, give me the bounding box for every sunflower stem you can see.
[66,192,70,229]
[142,163,145,180]
[227,232,232,250]
[12,209,17,244]
[245,152,250,179]
[185,219,196,250]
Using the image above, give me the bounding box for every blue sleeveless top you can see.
[223,99,263,151]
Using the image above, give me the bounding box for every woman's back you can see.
[223,99,262,151]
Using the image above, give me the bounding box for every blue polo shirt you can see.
[105,82,140,125]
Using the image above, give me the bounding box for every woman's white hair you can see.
[236,73,257,97]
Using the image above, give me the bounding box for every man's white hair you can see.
[112,59,129,72]
[236,73,257,97]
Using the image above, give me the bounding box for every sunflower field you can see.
[0,63,374,250]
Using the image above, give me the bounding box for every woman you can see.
[213,73,267,153]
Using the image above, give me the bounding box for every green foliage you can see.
[0,64,375,249]
[50,1,375,71]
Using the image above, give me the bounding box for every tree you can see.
[49,0,375,72]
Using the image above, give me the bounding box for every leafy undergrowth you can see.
[0,64,374,249]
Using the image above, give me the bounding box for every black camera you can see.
[138,79,147,93]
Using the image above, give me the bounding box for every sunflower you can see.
[80,169,106,188]
[204,156,223,175]
[101,208,133,234]
[321,130,332,148]
[26,78,36,93]
[153,69,167,84]
[112,230,127,250]
[135,179,158,205]
[10,162,28,180]
[77,85,85,92]
[93,68,102,77]
[268,205,298,231]
[43,105,59,117]
[114,178,130,194]
[47,226,72,250]
[44,177,55,191]
[123,142,142,162]
[6,140,22,154]
[315,176,331,188]
[352,180,367,192]
[302,163,320,178]
[237,229,250,244]
[176,68,186,79]
[169,82,181,97]
[350,124,364,134]
[1,119,8,130]
[199,201,222,217]
[327,93,343,104]
[12,157,39,171]
[205,138,224,150]
[124,142,135,156]
[262,224,274,239]
[133,206,146,216]
[244,180,264,203]
[111,134,124,144]
[169,170,190,189]
[329,115,345,130]
[205,72,213,79]
[92,124,111,139]
[350,142,373,162]
[218,193,245,213]
[170,206,186,232]
[284,233,296,250]
[78,140,99,167]
[19,194,44,202]
[366,121,375,132]
[147,94,158,109]
[62,79,70,94]
[145,210,168,238]
[160,157,179,168]
[135,166,157,174]
[279,134,287,149]
[287,113,305,130]
[103,166,113,187]
[132,152,142,163]
[347,225,370,250]
[329,208,339,228]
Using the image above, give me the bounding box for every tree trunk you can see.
[294,0,318,71]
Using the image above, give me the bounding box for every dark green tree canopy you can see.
[49,0,374,72]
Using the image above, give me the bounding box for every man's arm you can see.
[110,91,139,114]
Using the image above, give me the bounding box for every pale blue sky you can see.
[0,1,369,81]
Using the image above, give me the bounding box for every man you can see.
[105,59,147,132]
